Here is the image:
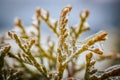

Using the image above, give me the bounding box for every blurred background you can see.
[0,0,120,66]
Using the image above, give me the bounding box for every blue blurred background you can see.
[0,0,120,51]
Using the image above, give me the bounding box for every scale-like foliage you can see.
[0,5,120,80]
